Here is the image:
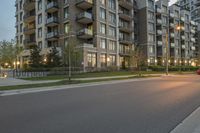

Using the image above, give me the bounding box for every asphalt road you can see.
[0,75,200,133]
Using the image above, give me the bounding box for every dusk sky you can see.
[0,0,177,41]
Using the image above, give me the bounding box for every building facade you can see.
[15,0,199,70]
[15,0,136,70]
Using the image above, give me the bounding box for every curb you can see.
[170,107,200,133]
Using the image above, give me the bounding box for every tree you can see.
[46,46,61,67]
[130,45,147,76]
[64,24,82,81]
[0,40,16,67]
[29,45,42,68]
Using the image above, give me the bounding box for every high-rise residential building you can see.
[15,0,136,70]
[179,0,200,59]
[155,0,170,66]
[136,0,157,65]
[15,0,199,70]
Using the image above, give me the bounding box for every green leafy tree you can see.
[46,46,61,67]
[29,45,42,68]
[0,40,16,67]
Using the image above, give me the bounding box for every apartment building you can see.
[179,0,200,59]
[15,0,199,70]
[15,0,135,70]
[136,0,157,66]
[155,0,170,66]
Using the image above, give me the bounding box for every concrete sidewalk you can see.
[0,78,60,86]
[74,74,163,81]
[170,107,200,133]
[0,74,163,87]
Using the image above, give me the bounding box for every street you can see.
[0,75,200,133]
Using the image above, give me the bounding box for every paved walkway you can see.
[0,78,60,86]
[0,74,164,87]
[74,74,162,81]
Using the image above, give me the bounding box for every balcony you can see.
[181,17,185,22]
[181,36,185,40]
[118,0,133,10]
[156,8,161,14]
[119,25,133,33]
[82,43,94,48]
[119,38,133,45]
[157,30,162,35]
[46,17,59,27]
[170,23,174,28]
[171,43,175,48]
[191,46,196,50]
[157,19,162,25]
[191,29,196,34]
[191,21,196,25]
[119,11,132,21]
[46,32,59,40]
[195,0,200,6]
[191,38,196,42]
[77,28,93,39]
[24,39,36,47]
[170,13,174,18]
[46,2,58,13]
[23,27,35,34]
[182,45,186,49]
[24,11,36,23]
[76,0,93,10]
[157,41,162,46]
[170,33,175,38]
[76,12,93,24]
[23,0,35,10]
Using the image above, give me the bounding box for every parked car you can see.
[197,69,200,75]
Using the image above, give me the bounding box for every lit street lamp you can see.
[176,25,184,73]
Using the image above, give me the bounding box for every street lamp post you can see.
[165,30,169,75]
[176,25,183,73]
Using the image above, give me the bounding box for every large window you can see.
[148,11,154,20]
[100,54,106,67]
[109,26,116,37]
[38,28,42,38]
[87,53,96,67]
[64,7,69,19]
[64,23,69,34]
[108,0,115,10]
[148,0,154,9]
[100,8,106,20]
[162,16,167,25]
[148,22,154,32]
[149,45,154,54]
[148,34,154,42]
[100,0,106,5]
[109,12,116,24]
[109,40,116,51]
[109,55,116,66]
[38,0,42,11]
[38,14,42,24]
[100,23,106,34]
[162,5,167,13]
[100,38,106,49]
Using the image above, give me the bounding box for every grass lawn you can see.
[20,71,164,81]
[0,75,159,91]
